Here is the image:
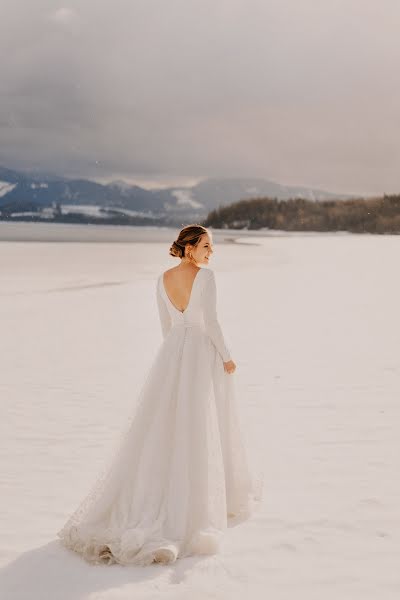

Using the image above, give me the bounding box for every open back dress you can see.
[57,267,261,566]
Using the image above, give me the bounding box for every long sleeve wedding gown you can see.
[57,267,262,566]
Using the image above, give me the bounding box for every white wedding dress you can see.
[57,267,262,566]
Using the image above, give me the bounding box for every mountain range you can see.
[0,164,351,226]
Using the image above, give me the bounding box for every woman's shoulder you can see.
[202,267,216,279]
[158,267,178,280]
[160,267,176,279]
[199,268,217,289]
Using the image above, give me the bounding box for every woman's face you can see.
[189,232,214,265]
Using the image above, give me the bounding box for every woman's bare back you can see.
[162,266,201,313]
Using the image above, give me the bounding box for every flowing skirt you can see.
[57,325,263,565]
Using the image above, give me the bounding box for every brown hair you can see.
[169,224,209,259]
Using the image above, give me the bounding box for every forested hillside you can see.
[204,195,400,233]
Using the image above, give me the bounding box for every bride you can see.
[57,224,262,566]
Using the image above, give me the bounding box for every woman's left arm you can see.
[156,276,172,339]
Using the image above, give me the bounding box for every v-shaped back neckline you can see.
[162,267,203,314]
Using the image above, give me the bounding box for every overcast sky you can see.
[1,0,400,194]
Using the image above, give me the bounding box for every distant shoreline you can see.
[0,220,388,243]
[0,221,264,243]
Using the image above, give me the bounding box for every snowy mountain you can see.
[0,165,351,225]
[189,177,349,210]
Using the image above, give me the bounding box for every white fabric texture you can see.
[57,267,262,566]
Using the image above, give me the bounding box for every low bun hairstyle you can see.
[169,224,209,259]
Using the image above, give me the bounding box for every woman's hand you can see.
[223,359,236,374]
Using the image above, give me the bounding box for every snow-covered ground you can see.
[0,232,399,599]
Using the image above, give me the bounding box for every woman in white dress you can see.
[57,224,261,566]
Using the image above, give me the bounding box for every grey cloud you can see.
[1,0,400,193]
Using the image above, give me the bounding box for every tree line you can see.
[203,194,400,233]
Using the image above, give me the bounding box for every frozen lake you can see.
[0,229,399,599]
